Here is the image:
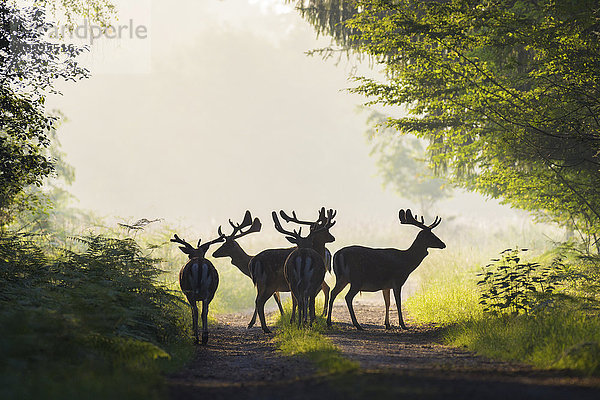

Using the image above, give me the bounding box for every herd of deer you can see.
[171,208,446,345]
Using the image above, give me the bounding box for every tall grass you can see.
[404,248,484,324]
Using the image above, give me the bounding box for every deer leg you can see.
[320,281,330,317]
[303,295,309,325]
[290,294,297,325]
[327,280,347,326]
[383,289,391,330]
[309,297,316,327]
[248,307,258,329]
[247,289,260,329]
[200,300,209,345]
[273,291,284,316]
[249,287,271,330]
[345,285,363,330]
[296,297,302,328]
[393,287,408,330]
[256,292,272,334]
[190,301,199,344]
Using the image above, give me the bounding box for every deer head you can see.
[280,207,336,244]
[399,209,446,249]
[212,210,262,258]
[273,208,336,248]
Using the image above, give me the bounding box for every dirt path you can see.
[166,299,600,400]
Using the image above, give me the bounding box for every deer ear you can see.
[285,236,297,244]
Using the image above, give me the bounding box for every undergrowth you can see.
[405,245,600,375]
[272,301,358,374]
[0,232,193,400]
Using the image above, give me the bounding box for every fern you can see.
[0,232,189,400]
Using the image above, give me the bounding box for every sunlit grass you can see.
[404,248,484,324]
[272,300,358,374]
[445,309,600,375]
[405,245,600,375]
[405,277,482,324]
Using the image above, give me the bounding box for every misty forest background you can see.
[1,1,600,399]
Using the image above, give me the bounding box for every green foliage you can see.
[293,0,600,253]
[406,243,600,375]
[477,248,566,315]
[405,265,482,324]
[0,3,88,223]
[210,263,256,313]
[36,0,117,27]
[287,0,362,53]
[0,232,191,399]
[446,307,600,375]
[273,301,358,373]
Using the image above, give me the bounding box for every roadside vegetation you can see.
[406,245,600,375]
[0,231,195,400]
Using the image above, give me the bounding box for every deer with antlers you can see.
[279,210,334,317]
[271,211,334,328]
[327,209,445,330]
[171,232,225,344]
[211,211,286,320]
[248,208,336,333]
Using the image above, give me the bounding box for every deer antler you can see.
[281,207,337,231]
[399,209,441,230]
[310,208,337,234]
[224,210,262,240]
[272,211,305,241]
[200,231,226,249]
[325,208,337,223]
[279,210,315,225]
[170,234,196,252]
[428,216,442,229]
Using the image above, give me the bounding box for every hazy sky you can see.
[47,0,520,231]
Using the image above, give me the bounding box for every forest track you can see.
[166,299,600,400]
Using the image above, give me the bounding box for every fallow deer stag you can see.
[327,209,446,331]
[279,209,333,317]
[248,207,336,333]
[272,211,332,328]
[171,232,225,344]
[211,211,286,319]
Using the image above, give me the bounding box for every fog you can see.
[48,0,525,232]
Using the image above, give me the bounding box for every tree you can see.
[290,0,600,253]
[365,109,452,213]
[37,0,116,28]
[0,3,91,224]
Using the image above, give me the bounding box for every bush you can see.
[407,245,600,375]
[0,232,190,399]
[477,248,566,315]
